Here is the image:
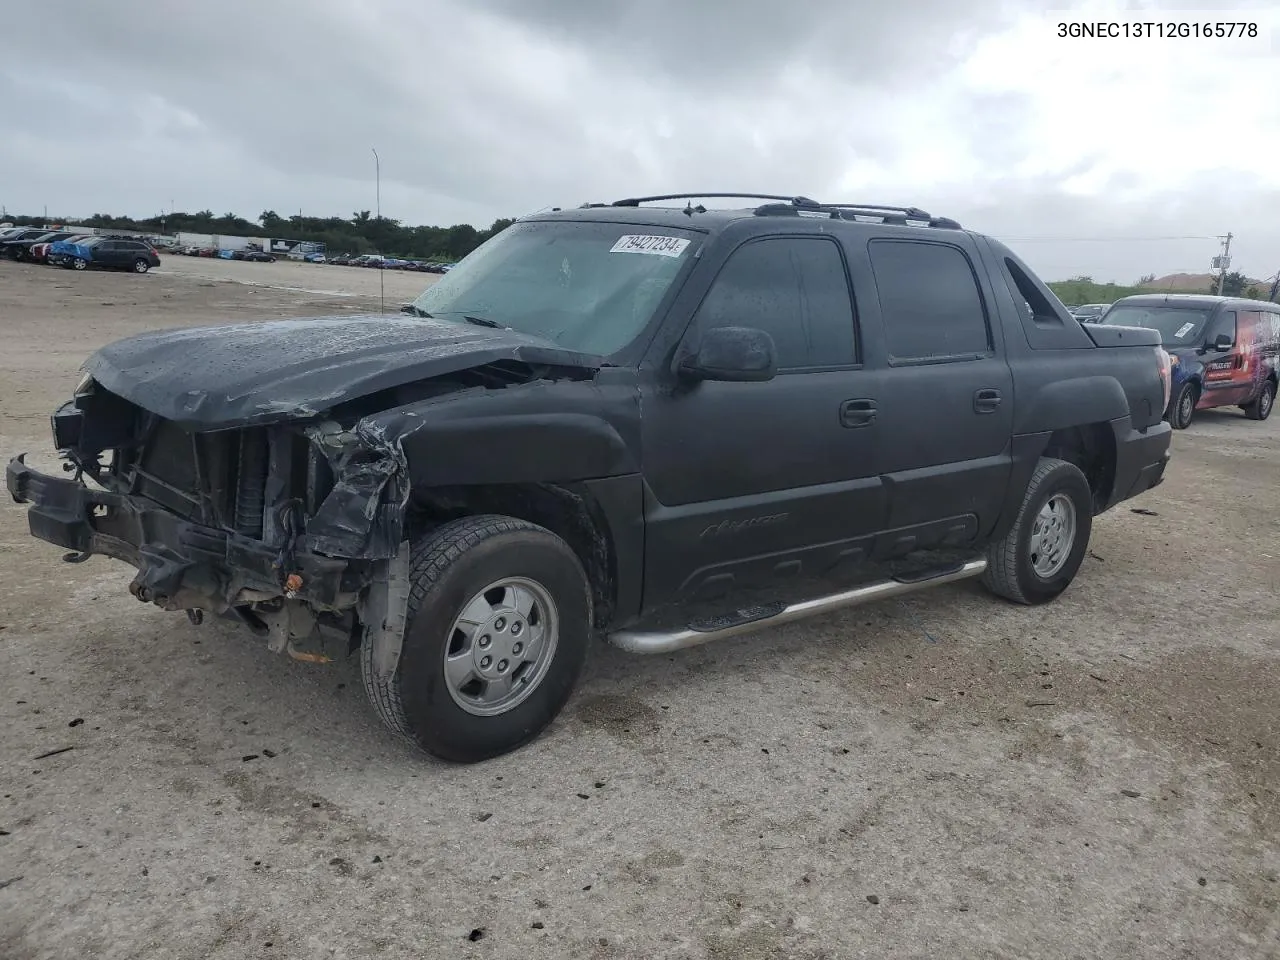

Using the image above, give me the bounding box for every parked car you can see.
[56,237,161,273]
[6,193,1172,762]
[1099,293,1280,428]
[4,230,78,261]
[351,254,383,268]
[33,235,93,264]
[329,253,356,266]
[237,250,276,262]
[1070,303,1110,323]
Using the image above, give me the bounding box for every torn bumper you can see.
[6,454,357,614]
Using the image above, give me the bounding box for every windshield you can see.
[409,220,701,355]
[1075,304,1106,315]
[1100,305,1214,346]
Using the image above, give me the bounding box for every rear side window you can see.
[869,240,991,361]
[695,236,857,369]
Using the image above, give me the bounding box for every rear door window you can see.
[869,240,992,362]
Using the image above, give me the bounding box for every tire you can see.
[1243,380,1275,421]
[361,515,591,763]
[982,457,1093,606]
[132,258,150,274]
[1169,381,1198,429]
[72,257,87,271]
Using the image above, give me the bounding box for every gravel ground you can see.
[1,257,1277,960]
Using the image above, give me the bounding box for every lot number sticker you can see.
[610,235,690,257]
[1174,322,1196,339]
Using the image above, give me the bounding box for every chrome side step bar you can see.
[607,558,987,655]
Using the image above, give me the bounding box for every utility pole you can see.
[1215,232,1232,296]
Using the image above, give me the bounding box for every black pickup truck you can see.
[7,194,1173,762]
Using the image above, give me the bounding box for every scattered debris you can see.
[261,748,277,758]
[372,856,382,864]
[1120,789,1141,798]
[866,894,880,905]
[33,746,74,760]
[1088,551,1105,562]
[531,921,545,930]
[1088,674,1108,683]
[1025,701,1057,708]
[576,793,590,800]
[241,755,260,762]
[1198,877,1207,886]
[1131,508,1159,517]
[467,929,485,942]
[475,812,493,822]
[0,876,23,890]
[923,696,941,703]
[68,718,84,727]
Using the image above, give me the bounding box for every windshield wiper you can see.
[462,314,503,329]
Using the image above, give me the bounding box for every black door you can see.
[856,235,1014,551]
[639,233,888,608]
[93,240,124,267]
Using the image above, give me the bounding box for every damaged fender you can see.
[304,419,424,561]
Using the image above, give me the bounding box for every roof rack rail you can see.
[752,200,961,230]
[610,193,821,208]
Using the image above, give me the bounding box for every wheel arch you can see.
[1042,422,1117,514]
[407,482,618,629]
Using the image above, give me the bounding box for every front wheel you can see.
[982,457,1093,606]
[1169,381,1198,429]
[1243,380,1275,421]
[361,515,591,763]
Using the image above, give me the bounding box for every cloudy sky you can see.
[2,0,1277,284]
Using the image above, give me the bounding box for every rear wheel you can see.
[1169,381,1198,429]
[361,515,591,763]
[1243,380,1275,421]
[132,258,150,274]
[72,257,88,271]
[982,457,1093,606]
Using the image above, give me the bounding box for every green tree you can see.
[1208,271,1251,296]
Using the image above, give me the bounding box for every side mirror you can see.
[1212,333,1233,351]
[399,302,416,315]
[676,326,777,383]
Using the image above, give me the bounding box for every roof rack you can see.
[610,193,821,208]
[586,193,960,229]
[752,201,961,230]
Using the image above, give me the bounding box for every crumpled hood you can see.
[83,314,601,430]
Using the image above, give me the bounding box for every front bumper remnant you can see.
[6,454,356,614]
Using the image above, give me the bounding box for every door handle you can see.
[840,398,877,428]
[973,388,1002,414]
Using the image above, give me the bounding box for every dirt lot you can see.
[1,257,1277,960]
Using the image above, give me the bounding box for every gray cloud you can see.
[1,0,1276,284]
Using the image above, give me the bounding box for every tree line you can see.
[4,209,518,262]
[1049,272,1276,305]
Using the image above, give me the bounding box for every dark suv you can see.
[7,193,1173,762]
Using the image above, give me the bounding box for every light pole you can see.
[372,147,384,312]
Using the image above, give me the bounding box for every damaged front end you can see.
[5,376,412,663]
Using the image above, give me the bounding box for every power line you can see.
[998,235,1219,242]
